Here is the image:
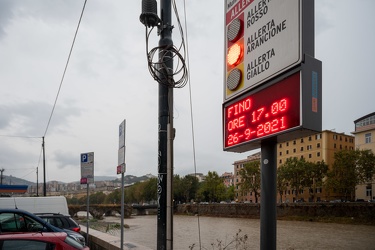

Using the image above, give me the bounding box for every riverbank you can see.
[78,215,375,249]
[175,202,375,225]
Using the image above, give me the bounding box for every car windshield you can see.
[0,212,46,233]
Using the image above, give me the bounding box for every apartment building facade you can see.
[353,112,375,201]
[221,172,234,188]
[233,152,261,202]
[234,130,355,203]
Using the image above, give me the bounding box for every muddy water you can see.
[102,215,375,250]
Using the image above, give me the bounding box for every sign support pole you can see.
[86,183,90,246]
[118,120,126,250]
[260,139,277,250]
[120,171,124,250]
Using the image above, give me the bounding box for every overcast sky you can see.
[0,0,374,184]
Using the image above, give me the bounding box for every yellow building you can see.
[277,130,354,202]
[352,112,375,201]
[233,130,355,203]
[233,152,261,203]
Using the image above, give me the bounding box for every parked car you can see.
[0,209,86,247]
[0,232,89,250]
[35,213,81,232]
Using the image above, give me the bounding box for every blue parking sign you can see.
[81,153,88,163]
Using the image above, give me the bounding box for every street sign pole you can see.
[118,120,126,250]
[260,139,277,250]
[80,152,94,245]
[86,182,89,246]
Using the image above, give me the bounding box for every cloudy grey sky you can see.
[0,0,374,183]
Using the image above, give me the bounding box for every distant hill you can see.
[1,174,156,186]
[1,176,35,186]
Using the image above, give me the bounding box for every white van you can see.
[0,196,69,215]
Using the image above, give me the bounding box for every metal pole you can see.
[86,183,90,246]
[42,137,46,196]
[166,123,174,249]
[120,172,125,250]
[36,167,39,196]
[158,0,173,249]
[260,139,277,250]
[0,168,4,185]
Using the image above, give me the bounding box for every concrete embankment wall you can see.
[80,225,152,250]
[175,203,375,224]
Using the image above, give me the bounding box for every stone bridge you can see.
[68,204,133,219]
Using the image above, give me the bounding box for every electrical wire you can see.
[1,1,87,184]
[43,0,88,137]
[0,134,41,139]
[143,0,188,88]
[181,0,202,248]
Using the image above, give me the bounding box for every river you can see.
[100,215,375,250]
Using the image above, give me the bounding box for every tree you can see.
[105,189,121,204]
[279,157,309,201]
[197,171,226,202]
[238,161,261,203]
[89,191,106,205]
[173,175,199,203]
[325,149,375,201]
[304,161,328,202]
[143,177,157,202]
[357,149,375,184]
[277,166,288,203]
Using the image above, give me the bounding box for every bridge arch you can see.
[68,204,132,219]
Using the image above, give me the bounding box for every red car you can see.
[0,232,89,250]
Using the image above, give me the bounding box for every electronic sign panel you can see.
[224,0,301,101]
[224,72,300,150]
[223,55,322,152]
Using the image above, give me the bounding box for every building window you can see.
[365,133,372,144]
[309,154,312,158]
[317,143,321,148]
[333,135,337,140]
[334,143,337,149]
[293,140,296,145]
[366,185,372,198]
[316,134,321,140]
[307,145,312,150]
[309,136,312,141]
[286,142,289,146]
[301,138,304,143]
[317,152,321,157]
[279,159,282,164]
[286,150,289,155]
[279,152,282,156]
[279,144,282,148]
[300,147,304,151]
[293,148,296,153]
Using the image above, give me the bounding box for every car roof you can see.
[0,208,36,215]
[0,231,67,240]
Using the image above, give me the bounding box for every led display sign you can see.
[224,72,300,150]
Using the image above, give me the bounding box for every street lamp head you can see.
[140,0,160,28]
